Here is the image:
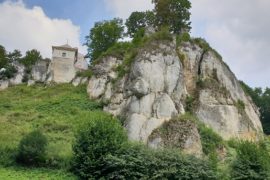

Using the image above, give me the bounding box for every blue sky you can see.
[0,0,270,87]
[18,0,113,43]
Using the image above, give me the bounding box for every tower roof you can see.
[52,44,78,52]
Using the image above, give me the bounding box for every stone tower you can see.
[50,44,78,83]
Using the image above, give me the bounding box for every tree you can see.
[230,141,270,179]
[7,49,22,63]
[85,18,124,61]
[0,45,8,68]
[21,49,42,67]
[126,11,155,37]
[152,0,192,34]
[72,115,127,179]
[0,45,18,80]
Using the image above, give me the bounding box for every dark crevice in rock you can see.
[197,51,207,76]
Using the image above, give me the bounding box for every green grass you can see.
[0,83,104,173]
[0,167,77,180]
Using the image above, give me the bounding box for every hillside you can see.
[0,84,106,179]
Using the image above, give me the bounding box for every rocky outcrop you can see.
[148,117,203,156]
[180,43,262,140]
[31,59,50,82]
[87,37,263,153]
[0,63,25,90]
[0,57,89,90]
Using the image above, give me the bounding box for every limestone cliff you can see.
[87,36,263,154]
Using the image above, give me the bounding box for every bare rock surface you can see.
[87,39,263,153]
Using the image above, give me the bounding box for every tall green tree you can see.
[0,45,18,80]
[7,49,22,63]
[21,49,42,68]
[125,11,155,37]
[152,0,192,34]
[86,18,124,61]
[0,45,8,68]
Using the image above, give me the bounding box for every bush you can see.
[230,141,270,179]
[176,32,191,46]
[100,143,218,179]
[185,95,196,112]
[71,112,218,179]
[76,69,92,78]
[0,64,17,80]
[149,26,173,41]
[197,123,223,155]
[71,114,128,179]
[235,99,245,113]
[192,38,222,60]
[16,130,48,166]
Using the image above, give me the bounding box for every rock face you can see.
[148,117,203,156]
[86,38,263,152]
[31,59,50,82]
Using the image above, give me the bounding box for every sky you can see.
[0,0,269,88]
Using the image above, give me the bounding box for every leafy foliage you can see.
[76,69,92,78]
[101,144,218,179]
[197,122,223,155]
[192,38,222,60]
[152,0,192,33]
[71,114,128,179]
[0,45,20,80]
[126,11,155,37]
[21,49,42,68]
[86,18,124,61]
[235,99,245,113]
[16,130,48,166]
[230,141,270,179]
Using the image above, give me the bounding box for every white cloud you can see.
[0,1,86,58]
[190,0,270,87]
[104,0,154,19]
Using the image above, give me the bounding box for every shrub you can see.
[16,130,48,166]
[235,99,245,113]
[0,64,17,80]
[185,95,196,112]
[149,26,173,41]
[71,114,128,179]
[192,38,222,60]
[176,32,191,46]
[71,112,218,179]
[100,143,218,179]
[197,123,223,155]
[230,141,270,179]
[0,147,17,167]
[76,69,92,78]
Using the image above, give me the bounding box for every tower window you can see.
[62,52,67,57]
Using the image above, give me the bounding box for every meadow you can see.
[0,83,104,178]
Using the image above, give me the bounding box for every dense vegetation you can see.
[72,114,218,179]
[0,45,43,80]
[85,0,192,62]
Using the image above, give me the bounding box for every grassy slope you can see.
[0,83,104,179]
[0,167,77,180]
